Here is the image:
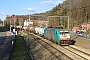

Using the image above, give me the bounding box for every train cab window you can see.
[56,32,57,34]
[65,32,69,34]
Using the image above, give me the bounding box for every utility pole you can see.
[20,19,21,31]
[28,14,30,45]
[14,15,16,28]
[3,21,4,26]
[10,18,11,32]
[86,12,88,30]
[68,16,69,30]
[27,14,43,44]
[89,28,90,38]
[88,11,90,38]
[5,17,8,29]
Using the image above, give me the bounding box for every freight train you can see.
[34,27,72,45]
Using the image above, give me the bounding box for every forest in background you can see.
[39,0,90,29]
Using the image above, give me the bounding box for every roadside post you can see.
[89,28,90,38]
[12,29,17,46]
[9,24,11,32]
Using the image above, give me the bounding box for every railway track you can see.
[63,45,90,60]
[31,33,72,60]
[21,31,90,60]
[31,33,90,60]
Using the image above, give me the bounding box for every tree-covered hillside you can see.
[41,0,90,29]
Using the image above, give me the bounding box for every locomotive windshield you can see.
[60,32,69,34]
[64,32,69,34]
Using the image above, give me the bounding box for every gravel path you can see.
[71,36,90,50]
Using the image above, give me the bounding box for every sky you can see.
[0,0,65,20]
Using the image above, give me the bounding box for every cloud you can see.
[38,8,42,10]
[23,8,38,12]
[0,12,11,16]
[0,12,6,15]
[41,0,65,6]
[23,7,42,13]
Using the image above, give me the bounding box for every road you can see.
[70,31,90,39]
[0,26,8,49]
[0,25,13,60]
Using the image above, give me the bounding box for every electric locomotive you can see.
[44,28,71,45]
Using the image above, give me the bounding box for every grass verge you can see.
[10,35,30,60]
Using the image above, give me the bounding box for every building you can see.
[72,22,90,33]
[81,22,90,32]
[72,27,80,32]
[5,14,48,28]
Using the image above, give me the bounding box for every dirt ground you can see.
[71,36,90,50]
